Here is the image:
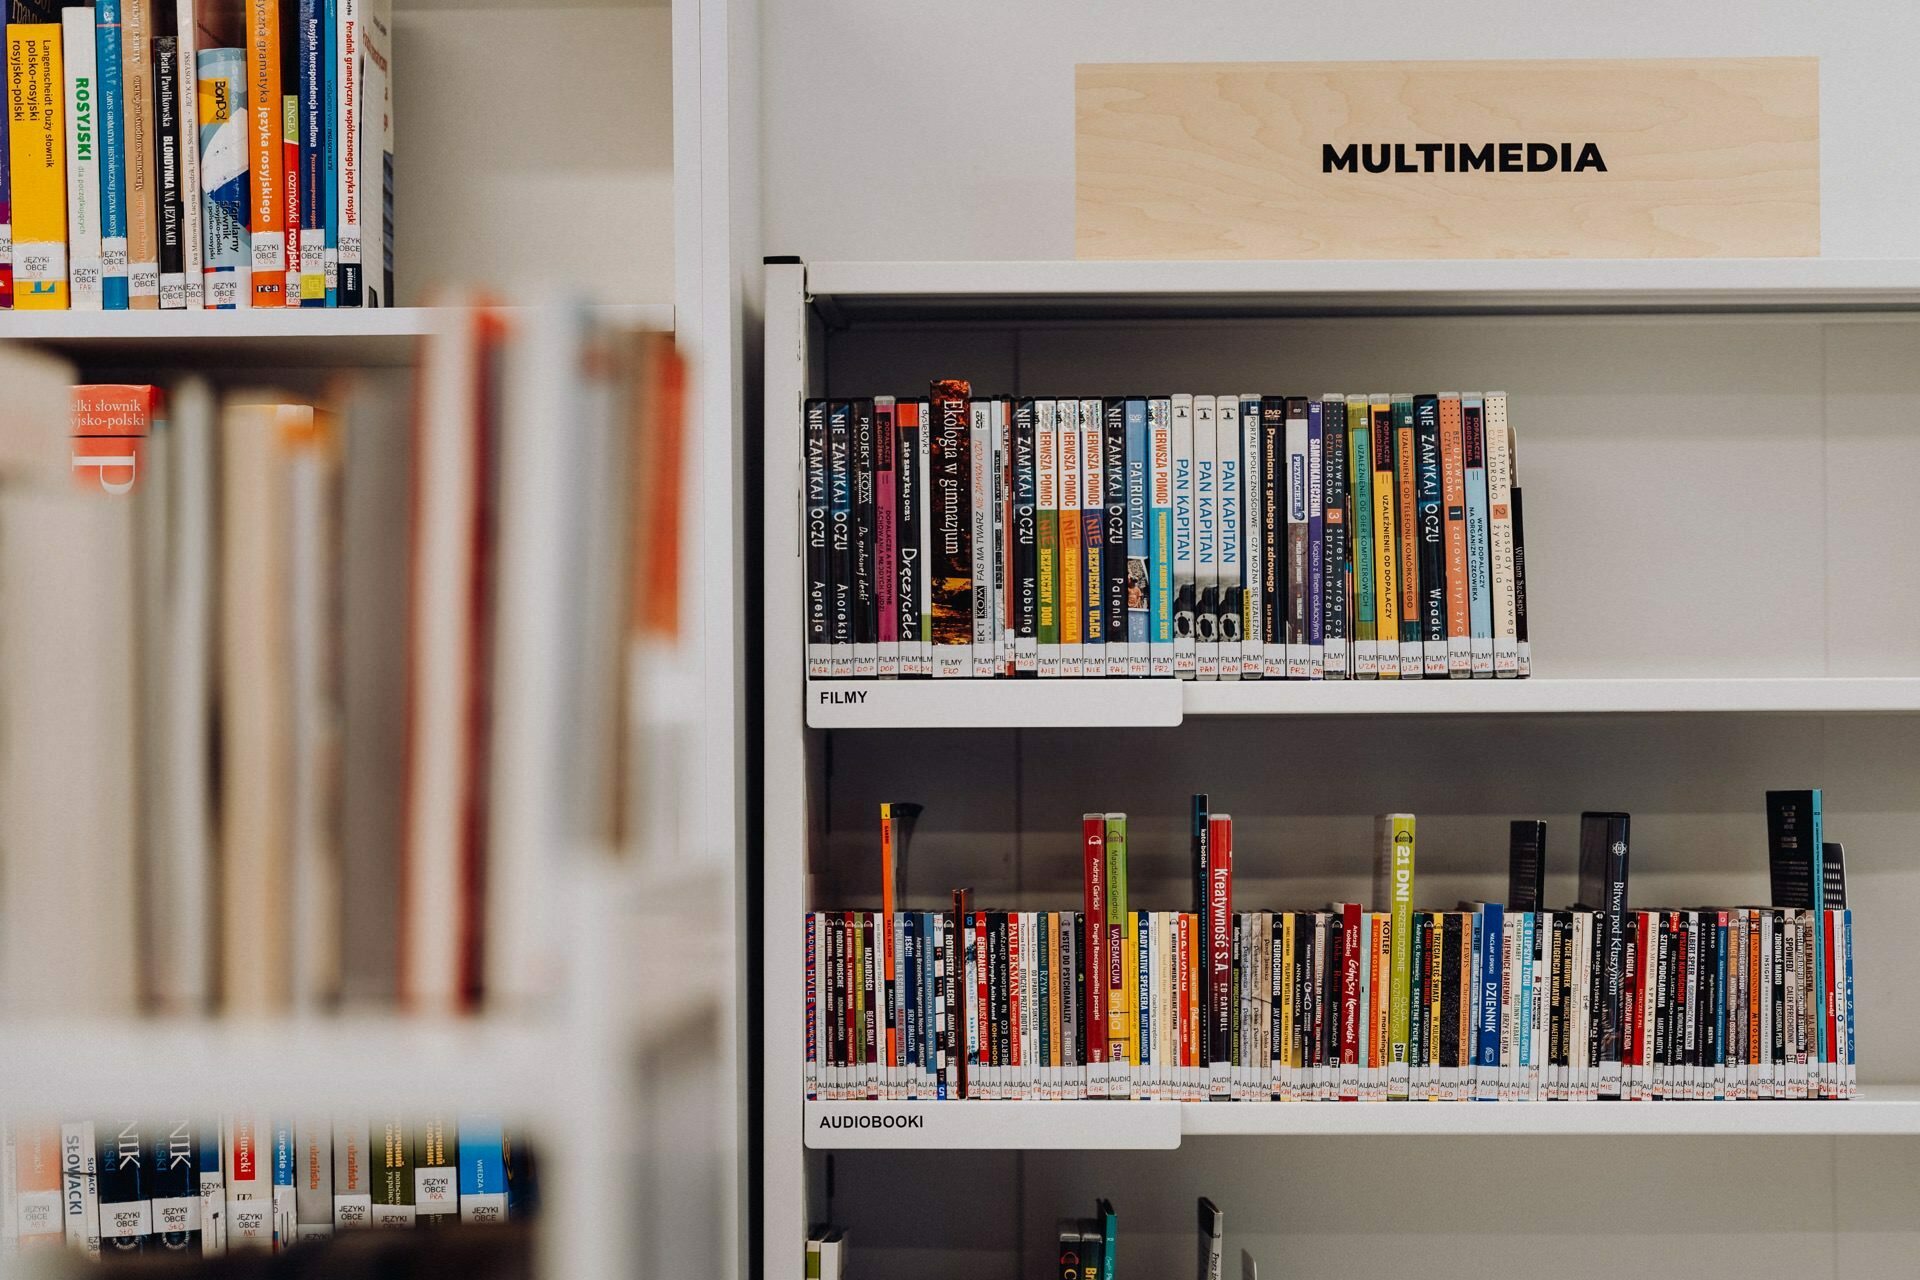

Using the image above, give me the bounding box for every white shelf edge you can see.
[0,303,675,343]
[804,258,1920,311]
[803,676,1920,728]
[805,677,1183,728]
[802,1091,1920,1146]
[0,1016,561,1115]
[804,1100,1182,1149]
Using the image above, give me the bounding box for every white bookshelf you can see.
[803,1094,1920,1145]
[805,676,1920,728]
[762,258,1920,1279]
[0,0,754,1274]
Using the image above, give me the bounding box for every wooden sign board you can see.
[1075,58,1819,260]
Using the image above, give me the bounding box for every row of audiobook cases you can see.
[4,1117,530,1257]
[2,0,393,310]
[804,389,1531,681]
[806,805,1855,1104]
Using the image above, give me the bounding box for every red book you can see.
[1175,912,1193,1095]
[1206,815,1233,1092]
[1341,901,1362,1099]
[1082,817,1109,1090]
[975,910,990,1098]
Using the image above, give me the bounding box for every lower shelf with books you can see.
[804,1090,1920,1147]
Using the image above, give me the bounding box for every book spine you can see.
[1123,399,1149,675]
[122,0,162,305]
[1193,394,1219,678]
[1058,398,1083,676]
[1170,394,1196,676]
[1305,398,1324,677]
[7,24,68,308]
[1106,816,1130,1093]
[1101,398,1128,675]
[149,1120,200,1252]
[271,1122,294,1246]
[197,45,250,307]
[1368,397,1398,679]
[1484,393,1519,674]
[368,1120,414,1228]
[154,34,187,306]
[971,398,996,676]
[413,1117,456,1227]
[197,1124,225,1253]
[454,1119,505,1223]
[1015,398,1040,673]
[360,0,388,303]
[826,400,855,676]
[61,1122,101,1257]
[284,1121,328,1240]
[1258,398,1283,678]
[1510,478,1530,675]
[803,399,831,676]
[1439,393,1470,674]
[998,398,1013,675]
[296,0,324,302]
[1391,394,1421,677]
[244,0,282,303]
[1412,395,1445,674]
[329,1119,369,1228]
[1083,817,1109,1094]
[62,9,103,308]
[852,398,879,677]
[1214,396,1243,679]
[875,397,900,676]
[97,1121,152,1254]
[278,18,297,309]
[12,1125,61,1250]
[1140,397,1169,676]
[1379,814,1415,1099]
[95,0,131,305]
[1238,394,1263,678]
[1476,904,1503,1099]
[1284,398,1309,677]
[1321,396,1348,677]
[1080,399,1104,676]
[897,402,928,675]
[1339,902,1360,1099]
[334,0,359,303]
[175,0,204,305]
[1347,395,1376,676]
[0,44,10,310]
[1463,394,1495,675]
[1207,815,1233,1097]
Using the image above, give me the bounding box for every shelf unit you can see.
[762,258,1920,1279]
[0,0,757,1273]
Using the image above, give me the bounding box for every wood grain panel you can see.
[1076,58,1819,260]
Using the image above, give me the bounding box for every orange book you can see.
[1438,393,1471,674]
[13,1124,63,1247]
[71,385,162,495]
[246,0,285,304]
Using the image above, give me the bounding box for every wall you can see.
[761,0,1920,261]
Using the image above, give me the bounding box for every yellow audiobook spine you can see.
[1369,395,1399,678]
[8,25,68,308]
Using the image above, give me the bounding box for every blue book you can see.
[928,913,944,1099]
[298,0,326,304]
[1124,397,1149,669]
[456,1117,507,1223]
[1517,911,1535,1086]
[97,1120,151,1254]
[1474,901,1503,1098]
[272,1122,295,1248]
[1462,393,1494,674]
[96,0,131,308]
[1306,398,1324,662]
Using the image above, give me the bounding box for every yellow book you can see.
[8,25,68,309]
[1369,394,1399,677]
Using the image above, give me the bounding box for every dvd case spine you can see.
[1171,394,1196,677]
[1238,394,1263,678]
[1368,396,1399,680]
[826,401,855,675]
[852,398,879,677]
[1484,392,1520,675]
[1149,396,1174,677]
[1058,399,1083,677]
[1124,399,1149,676]
[876,397,901,677]
[1214,396,1245,679]
[1080,398,1105,677]
[1036,400,1060,677]
[1462,394,1495,676]
[1194,394,1219,679]
[1283,398,1309,678]
[1260,398,1285,679]
[1304,398,1323,678]
[1439,393,1471,675]
[1392,393,1421,678]
[928,382,972,678]
[1320,395,1348,677]
[804,399,830,676]
[1347,395,1376,676]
